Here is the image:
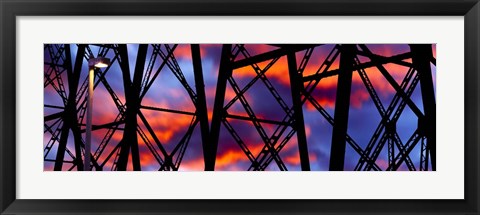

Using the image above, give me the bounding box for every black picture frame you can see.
[1,0,479,214]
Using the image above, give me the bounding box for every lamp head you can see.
[88,57,111,68]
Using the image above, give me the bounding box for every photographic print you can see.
[43,44,436,171]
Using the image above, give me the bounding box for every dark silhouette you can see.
[44,44,436,171]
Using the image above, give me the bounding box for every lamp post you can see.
[85,56,111,171]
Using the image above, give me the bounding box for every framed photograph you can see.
[1,0,479,214]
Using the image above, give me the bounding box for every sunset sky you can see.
[44,44,436,171]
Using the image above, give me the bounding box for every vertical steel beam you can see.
[53,44,72,171]
[287,50,310,170]
[116,44,132,171]
[54,44,86,171]
[191,44,211,170]
[387,121,396,169]
[116,44,148,171]
[131,44,148,170]
[54,120,71,171]
[70,45,87,171]
[409,44,436,171]
[329,44,356,171]
[207,44,232,171]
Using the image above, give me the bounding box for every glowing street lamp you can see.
[84,56,111,171]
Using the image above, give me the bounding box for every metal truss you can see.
[44,44,436,171]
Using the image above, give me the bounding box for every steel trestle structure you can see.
[44,44,436,171]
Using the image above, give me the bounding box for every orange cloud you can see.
[223,86,247,105]
[179,136,303,171]
[233,57,290,86]
[140,110,194,144]
[178,146,251,171]
[172,45,191,59]
[138,150,158,168]
[350,89,371,109]
[215,149,250,169]
[284,152,318,166]
[141,88,195,111]
[173,44,220,60]
[178,157,205,171]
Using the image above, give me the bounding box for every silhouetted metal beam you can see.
[226,113,291,126]
[207,44,232,171]
[79,121,125,132]
[287,51,310,171]
[46,159,74,163]
[303,52,412,82]
[54,120,72,171]
[116,44,148,171]
[140,105,195,115]
[232,45,320,69]
[137,110,169,159]
[44,111,64,122]
[54,44,85,171]
[191,44,211,170]
[116,44,133,171]
[46,43,434,172]
[71,45,96,171]
[357,45,424,118]
[356,50,413,68]
[140,45,177,101]
[356,68,418,171]
[118,44,132,96]
[410,44,436,171]
[329,44,356,171]
[387,130,421,171]
[44,104,65,109]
